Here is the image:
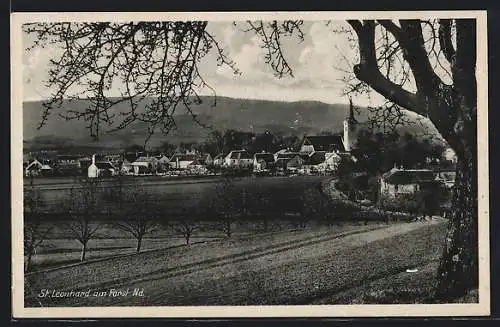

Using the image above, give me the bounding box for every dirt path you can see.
[26,218,446,306]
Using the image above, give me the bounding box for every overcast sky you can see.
[22,21,391,106]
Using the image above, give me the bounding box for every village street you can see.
[25,217,446,306]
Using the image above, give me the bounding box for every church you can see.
[342,97,361,153]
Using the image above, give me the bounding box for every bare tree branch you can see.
[438,19,456,64]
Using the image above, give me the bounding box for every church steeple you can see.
[348,96,357,125]
[343,97,358,153]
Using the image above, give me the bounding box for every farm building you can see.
[379,167,438,199]
[253,152,276,171]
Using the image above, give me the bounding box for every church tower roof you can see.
[348,96,358,125]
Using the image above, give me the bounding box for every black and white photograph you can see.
[11,11,489,317]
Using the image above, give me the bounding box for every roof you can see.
[302,135,345,152]
[382,168,435,185]
[135,156,157,163]
[276,152,302,159]
[157,155,170,162]
[95,162,115,170]
[188,158,206,166]
[254,153,275,163]
[25,160,42,170]
[56,154,82,160]
[304,151,326,165]
[170,153,197,162]
[228,150,253,160]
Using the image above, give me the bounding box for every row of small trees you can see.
[23,175,317,272]
[24,174,381,272]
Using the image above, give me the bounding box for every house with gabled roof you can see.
[25,159,53,177]
[169,153,198,170]
[301,150,342,174]
[253,152,276,171]
[300,135,346,154]
[131,156,158,175]
[379,167,439,198]
[224,150,254,169]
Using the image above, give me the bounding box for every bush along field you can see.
[23,175,462,305]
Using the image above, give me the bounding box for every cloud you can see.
[294,21,356,90]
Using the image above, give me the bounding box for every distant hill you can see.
[22,96,444,151]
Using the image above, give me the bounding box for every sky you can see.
[22,21,390,106]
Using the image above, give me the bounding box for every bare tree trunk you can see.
[225,221,232,238]
[185,233,190,245]
[435,143,477,300]
[136,236,143,253]
[26,251,34,272]
[80,242,87,262]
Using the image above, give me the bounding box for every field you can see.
[24,175,340,270]
[23,175,466,306]
[25,218,450,306]
[26,175,328,219]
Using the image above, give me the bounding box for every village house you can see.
[434,169,457,189]
[379,167,438,199]
[199,153,213,166]
[301,151,341,174]
[253,152,276,171]
[273,151,307,172]
[224,150,254,169]
[169,153,198,170]
[156,154,171,172]
[55,154,83,174]
[103,154,123,168]
[24,159,53,177]
[88,155,118,178]
[212,153,226,167]
[299,135,346,155]
[131,156,159,175]
[120,158,134,175]
[186,158,209,175]
[96,161,117,177]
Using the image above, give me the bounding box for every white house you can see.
[88,155,99,178]
[379,167,436,198]
[169,153,198,170]
[131,156,158,175]
[25,159,53,177]
[224,150,254,168]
